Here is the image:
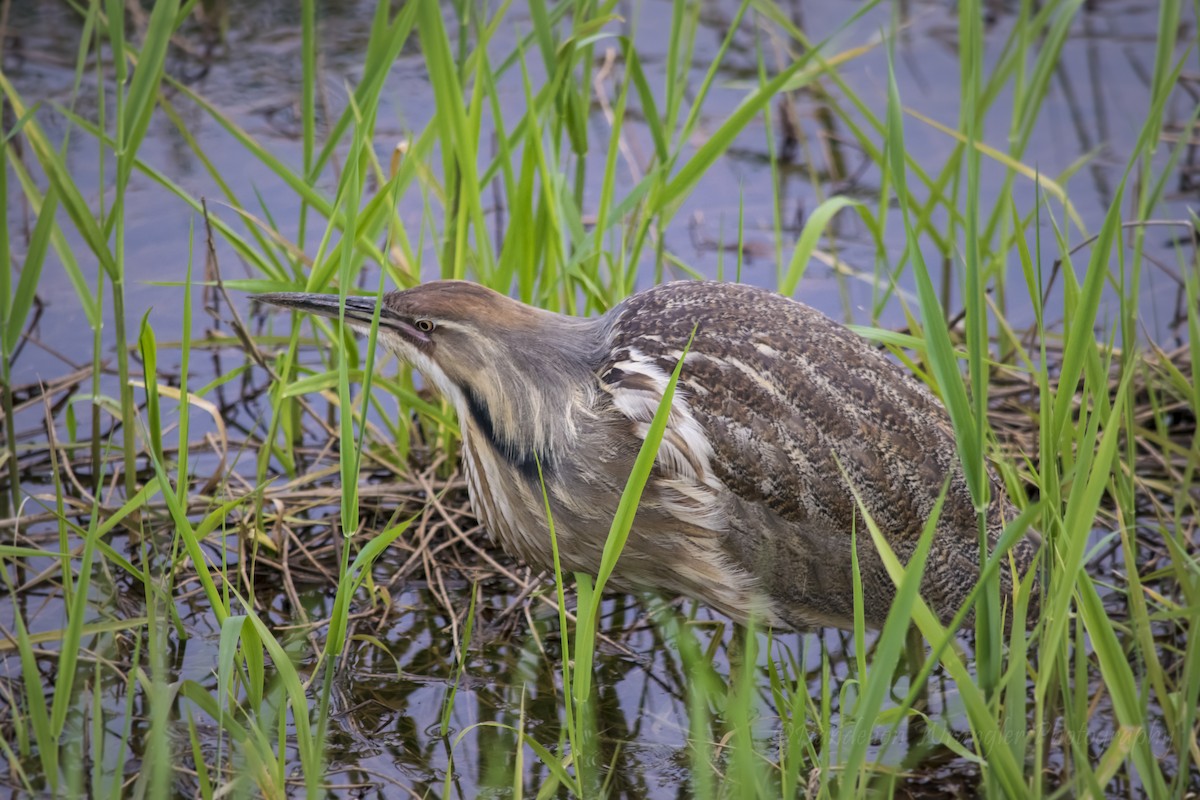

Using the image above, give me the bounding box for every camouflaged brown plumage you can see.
[258,280,1039,631]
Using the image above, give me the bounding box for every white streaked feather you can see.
[604,351,727,531]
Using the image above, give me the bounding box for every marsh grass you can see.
[2,0,1199,796]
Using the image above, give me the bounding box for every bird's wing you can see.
[599,282,1038,628]
[602,281,981,545]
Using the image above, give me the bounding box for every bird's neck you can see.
[453,314,605,481]
[461,385,543,480]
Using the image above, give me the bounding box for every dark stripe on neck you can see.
[465,389,543,481]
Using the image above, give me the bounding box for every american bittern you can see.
[259,281,1037,631]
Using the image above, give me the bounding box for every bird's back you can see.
[597,281,1034,629]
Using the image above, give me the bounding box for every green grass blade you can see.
[573,327,698,706]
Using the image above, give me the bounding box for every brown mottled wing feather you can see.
[604,281,1027,627]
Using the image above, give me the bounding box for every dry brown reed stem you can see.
[989,341,1196,487]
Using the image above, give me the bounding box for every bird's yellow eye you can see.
[415,319,436,333]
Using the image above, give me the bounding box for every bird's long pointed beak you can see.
[256,292,379,324]
[256,292,432,344]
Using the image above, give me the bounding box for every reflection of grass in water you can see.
[1,0,1198,796]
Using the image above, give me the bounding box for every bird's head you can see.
[257,281,605,473]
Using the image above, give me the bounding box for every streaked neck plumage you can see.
[372,300,609,480]
[452,312,607,478]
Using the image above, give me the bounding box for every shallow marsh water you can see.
[2,0,1198,797]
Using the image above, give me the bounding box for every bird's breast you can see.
[458,428,540,565]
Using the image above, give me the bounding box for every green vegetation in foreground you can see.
[2,0,1199,797]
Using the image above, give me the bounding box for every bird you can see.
[257,280,1038,631]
